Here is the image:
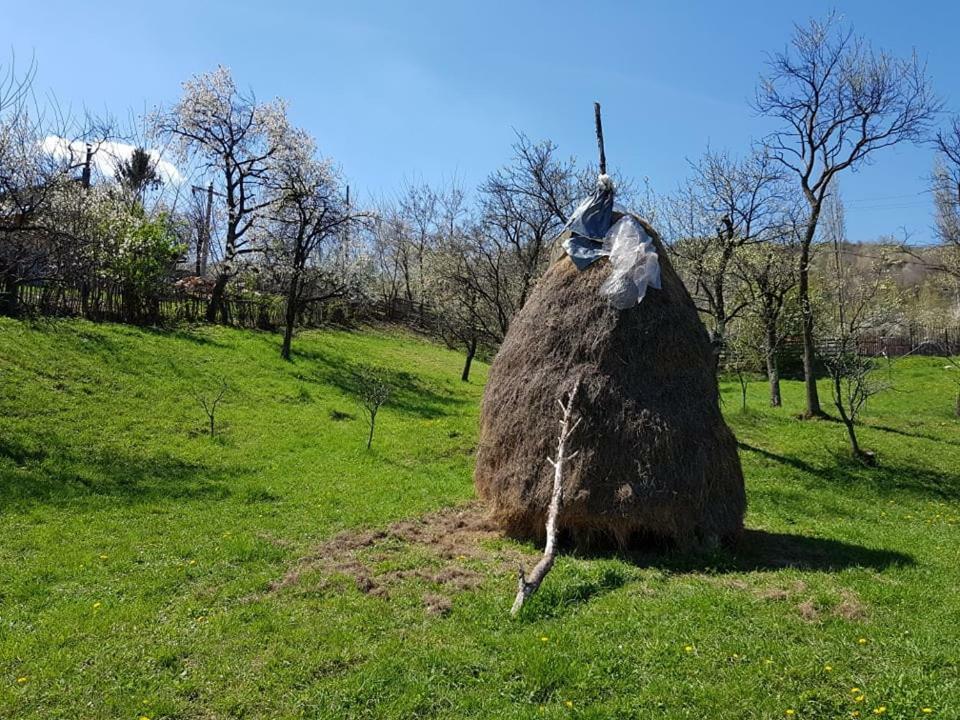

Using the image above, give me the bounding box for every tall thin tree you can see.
[754,12,939,417]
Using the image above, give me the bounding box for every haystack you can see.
[474,211,745,550]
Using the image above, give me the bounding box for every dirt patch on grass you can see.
[796,598,821,622]
[270,503,529,612]
[833,589,869,621]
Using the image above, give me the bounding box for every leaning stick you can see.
[511,378,582,615]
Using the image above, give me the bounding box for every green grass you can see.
[1,318,958,719]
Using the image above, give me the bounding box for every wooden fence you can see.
[10,282,436,334]
[781,325,960,360]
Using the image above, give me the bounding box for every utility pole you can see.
[192,182,215,276]
[344,184,351,245]
[201,182,213,276]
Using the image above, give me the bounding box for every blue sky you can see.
[4,0,958,242]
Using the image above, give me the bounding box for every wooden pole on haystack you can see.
[511,377,582,615]
[594,102,606,175]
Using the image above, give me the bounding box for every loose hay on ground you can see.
[270,504,532,611]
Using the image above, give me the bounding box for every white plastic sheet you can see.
[599,216,662,310]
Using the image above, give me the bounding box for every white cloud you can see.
[41,136,184,185]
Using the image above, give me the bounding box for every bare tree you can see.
[0,53,36,116]
[821,204,895,463]
[511,378,581,616]
[663,149,789,358]
[156,67,293,322]
[735,230,800,407]
[357,371,391,450]
[923,118,960,282]
[755,12,940,417]
[478,135,575,310]
[195,378,228,437]
[942,351,960,418]
[430,183,488,381]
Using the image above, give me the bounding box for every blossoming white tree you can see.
[262,129,365,360]
[156,66,295,322]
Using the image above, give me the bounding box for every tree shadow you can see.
[141,326,230,348]
[738,441,960,502]
[863,421,960,448]
[517,564,631,619]
[296,350,468,420]
[0,435,236,512]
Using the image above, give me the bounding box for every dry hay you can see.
[475,214,745,550]
[270,503,531,611]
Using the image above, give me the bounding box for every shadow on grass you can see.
[0,435,235,511]
[141,325,231,348]
[518,564,631,619]
[516,530,909,619]
[557,530,913,578]
[863,421,960,448]
[738,441,960,502]
[295,349,467,420]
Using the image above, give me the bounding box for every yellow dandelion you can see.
[93,602,101,609]
[855,696,866,703]
[140,716,151,720]
[540,636,548,642]
[684,645,693,653]
[564,700,573,708]
[825,665,833,671]
[872,707,886,715]
[785,710,796,716]
[99,554,108,560]
[16,676,28,684]
[851,688,861,694]
[188,559,196,566]
[857,638,868,645]
[851,713,860,719]
[921,709,933,714]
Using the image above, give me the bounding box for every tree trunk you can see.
[80,281,91,318]
[0,272,18,316]
[832,375,866,461]
[206,274,230,323]
[281,275,300,361]
[765,323,782,407]
[461,337,477,382]
[799,217,823,418]
[366,411,376,450]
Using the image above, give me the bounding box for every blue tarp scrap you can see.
[559,175,662,309]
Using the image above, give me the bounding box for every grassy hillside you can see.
[1,318,959,719]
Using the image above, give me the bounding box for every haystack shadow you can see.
[604,529,912,574]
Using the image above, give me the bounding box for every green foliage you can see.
[2,319,959,718]
[106,209,183,296]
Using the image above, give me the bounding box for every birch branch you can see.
[511,377,582,615]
